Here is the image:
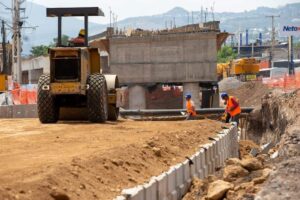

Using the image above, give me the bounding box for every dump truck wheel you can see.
[37,74,59,123]
[87,74,108,123]
[108,105,119,121]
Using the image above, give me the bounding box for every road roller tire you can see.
[108,105,119,121]
[37,74,59,123]
[87,73,108,123]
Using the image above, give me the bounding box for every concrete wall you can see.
[109,32,218,84]
[22,56,49,73]
[115,125,239,200]
[22,56,49,84]
[0,105,38,118]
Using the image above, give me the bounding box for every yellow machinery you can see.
[38,7,120,123]
[217,58,259,81]
[217,62,231,81]
[0,74,6,92]
[231,58,259,81]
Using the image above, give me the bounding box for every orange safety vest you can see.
[226,96,241,117]
[186,100,197,116]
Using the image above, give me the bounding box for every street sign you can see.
[279,23,300,37]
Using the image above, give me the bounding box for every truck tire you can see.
[37,74,59,123]
[108,105,119,121]
[87,73,108,123]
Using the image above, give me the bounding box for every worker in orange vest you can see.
[185,93,197,120]
[221,93,241,126]
[69,29,85,46]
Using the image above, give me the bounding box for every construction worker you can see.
[69,29,85,46]
[185,93,197,120]
[221,93,241,126]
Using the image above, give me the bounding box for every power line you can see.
[0,2,10,9]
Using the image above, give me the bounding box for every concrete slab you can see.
[12,104,38,118]
[0,106,13,118]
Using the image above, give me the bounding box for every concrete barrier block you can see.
[202,145,212,177]
[218,135,226,166]
[166,167,177,200]
[204,144,214,174]
[210,143,216,174]
[189,155,197,178]
[122,185,144,200]
[182,160,192,194]
[144,179,157,200]
[155,173,168,200]
[215,138,222,168]
[13,104,38,118]
[194,152,201,178]
[175,163,185,198]
[198,149,206,179]
[114,196,127,200]
[0,106,13,118]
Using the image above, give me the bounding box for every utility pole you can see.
[266,15,280,65]
[1,20,7,74]
[12,0,25,83]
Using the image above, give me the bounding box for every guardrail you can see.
[114,125,239,200]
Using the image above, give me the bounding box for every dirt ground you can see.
[0,119,224,200]
[226,81,272,107]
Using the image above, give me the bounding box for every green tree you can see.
[30,45,49,57]
[52,34,70,46]
[217,46,237,63]
[30,35,71,57]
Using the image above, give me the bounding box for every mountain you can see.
[1,1,300,55]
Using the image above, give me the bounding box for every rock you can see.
[262,168,272,177]
[79,184,86,190]
[240,182,254,190]
[253,176,266,184]
[223,165,249,182]
[241,158,263,171]
[152,147,162,157]
[256,154,269,162]
[207,180,234,200]
[225,158,241,166]
[253,168,272,184]
[207,175,217,183]
[111,159,124,167]
[50,191,70,200]
[226,190,235,200]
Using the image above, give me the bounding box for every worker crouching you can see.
[221,93,241,126]
[185,93,197,120]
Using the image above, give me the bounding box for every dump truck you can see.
[37,7,120,123]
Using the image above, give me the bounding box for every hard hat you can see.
[79,29,85,36]
[185,93,192,99]
[221,92,228,99]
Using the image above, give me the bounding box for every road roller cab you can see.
[37,7,120,123]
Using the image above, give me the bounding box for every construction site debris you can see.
[206,180,234,200]
[223,165,249,182]
[240,157,263,171]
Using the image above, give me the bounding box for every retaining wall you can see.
[0,105,38,118]
[115,125,239,200]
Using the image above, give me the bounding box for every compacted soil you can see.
[0,119,223,200]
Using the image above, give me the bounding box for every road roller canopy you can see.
[47,7,104,17]
[46,7,104,47]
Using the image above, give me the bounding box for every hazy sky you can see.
[29,0,300,23]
